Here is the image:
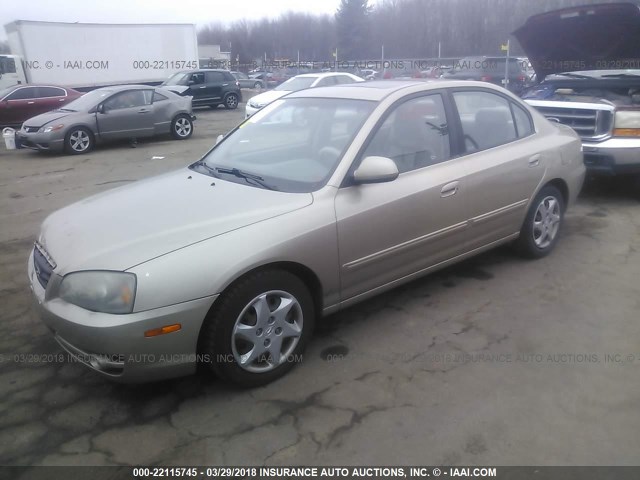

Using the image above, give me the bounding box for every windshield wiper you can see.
[601,73,640,78]
[191,159,220,177]
[215,167,276,190]
[553,73,594,79]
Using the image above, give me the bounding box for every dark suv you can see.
[443,56,529,94]
[161,69,242,109]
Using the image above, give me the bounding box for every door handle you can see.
[528,154,541,167]
[440,181,459,197]
[222,83,229,86]
[27,101,35,104]
[138,109,150,113]
[59,98,65,101]
[198,86,206,89]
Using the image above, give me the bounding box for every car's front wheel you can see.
[515,185,565,258]
[224,93,239,110]
[65,127,94,154]
[253,81,263,90]
[199,270,315,387]
[171,114,193,140]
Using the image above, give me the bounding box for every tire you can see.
[224,93,239,110]
[64,127,94,155]
[515,185,565,258]
[199,270,315,387]
[253,81,263,90]
[171,114,193,140]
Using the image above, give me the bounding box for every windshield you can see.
[191,97,375,193]
[274,77,317,92]
[61,89,113,111]
[163,73,189,86]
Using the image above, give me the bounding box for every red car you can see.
[0,85,83,127]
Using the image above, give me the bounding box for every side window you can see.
[223,72,236,82]
[153,91,169,102]
[362,94,451,173]
[190,72,205,84]
[316,76,337,87]
[336,75,355,84]
[205,71,224,83]
[104,90,148,111]
[6,87,36,100]
[37,87,66,98]
[453,91,517,152]
[511,103,534,138]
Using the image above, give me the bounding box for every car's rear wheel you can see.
[171,114,193,140]
[515,185,564,258]
[224,93,239,110]
[199,270,314,387]
[65,127,94,155]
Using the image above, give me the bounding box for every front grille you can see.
[23,126,39,133]
[532,105,613,141]
[33,243,56,289]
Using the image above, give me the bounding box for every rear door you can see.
[97,89,155,140]
[204,71,225,103]
[449,88,544,250]
[335,92,471,301]
[34,87,68,117]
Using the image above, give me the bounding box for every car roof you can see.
[285,79,504,101]
[92,84,160,93]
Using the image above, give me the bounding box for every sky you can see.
[0,0,342,40]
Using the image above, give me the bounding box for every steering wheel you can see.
[463,134,479,151]
[317,146,342,168]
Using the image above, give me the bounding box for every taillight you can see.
[480,75,493,82]
[235,81,239,87]
[518,75,526,82]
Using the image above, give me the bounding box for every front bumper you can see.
[582,137,640,175]
[16,129,65,152]
[28,250,218,383]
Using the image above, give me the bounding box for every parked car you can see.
[0,85,83,127]
[360,69,379,80]
[245,72,364,117]
[28,80,584,386]
[161,69,241,110]
[17,85,194,154]
[231,71,264,90]
[248,72,278,89]
[443,56,529,94]
[516,2,640,176]
[421,67,444,78]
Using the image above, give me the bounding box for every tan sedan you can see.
[28,80,585,387]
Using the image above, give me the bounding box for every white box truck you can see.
[0,20,199,90]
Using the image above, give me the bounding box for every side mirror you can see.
[95,104,106,114]
[216,134,224,145]
[353,156,399,184]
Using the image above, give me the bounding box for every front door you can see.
[334,93,470,301]
[97,89,155,140]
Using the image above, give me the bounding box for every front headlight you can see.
[613,110,640,137]
[59,271,136,314]
[249,100,263,109]
[42,124,65,133]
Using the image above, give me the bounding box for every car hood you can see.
[38,168,313,273]
[250,90,289,106]
[24,111,74,128]
[161,85,189,95]
[513,2,640,81]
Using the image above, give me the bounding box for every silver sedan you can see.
[28,80,585,387]
[17,85,195,154]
